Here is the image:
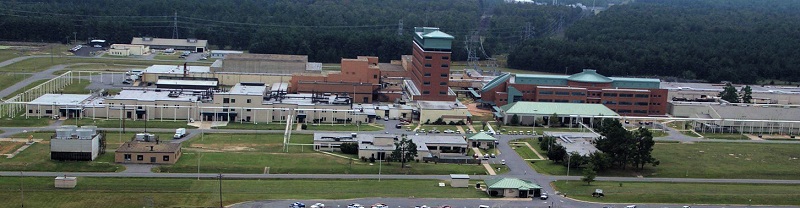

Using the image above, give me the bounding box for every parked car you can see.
[478,206,490,208]
[289,202,306,208]
[490,153,496,158]
[625,205,637,208]
[310,203,325,208]
[482,154,489,160]
[540,193,549,200]
[384,117,389,121]
[395,124,403,129]
[443,129,455,134]
[347,203,364,208]
[370,203,388,208]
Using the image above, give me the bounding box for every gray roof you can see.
[155,79,217,87]
[144,65,211,74]
[110,90,198,102]
[219,83,266,96]
[29,94,92,105]
[131,37,207,48]
[313,133,466,151]
[711,105,800,121]
[544,131,601,156]
[417,100,467,110]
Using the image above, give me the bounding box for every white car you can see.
[626,205,637,208]
[310,203,325,208]
[371,203,388,208]
[347,203,364,208]
[540,193,549,200]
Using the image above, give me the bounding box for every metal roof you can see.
[110,90,198,102]
[155,79,217,87]
[131,37,207,48]
[29,94,92,105]
[467,132,497,141]
[500,102,618,116]
[450,174,470,179]
[485,178,541,190]
[481,73,511,91]
[567,69,613,83]
[219,83,266,96]
[144,65,211,74]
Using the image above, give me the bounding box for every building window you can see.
[442,56,449,60]
[441,73,448,78]
[124,154,131,161]
[618,109,632,113]
[374,74,378,79]
[555,91,570,96]
[246,99,251,103]
[539,91,553,95]
[423,82,431,86]
[571,100,585,103]
[441,64,449,68]
[554,99,569,103]
[619,94,634,98]
[223,98,229,103]
[635,94,650,98]
[571,92,586,96]
[422,91,430,95]
[246,109,252,112]
[28,110,33,113]
[633,110,648,114]
[137,155,143,161]
[440,82,447,86]
[163,155,170,162]
[538,99,553,102]
[425,56,432,60]
[424,73,431,77]
[231,99,236,103]
[440,91,447,95]
[636,102,649,106]
[603,93,617,97]
[45,110,53,114]
[424,63,432,68]
[603,101,617,105]
[619,101,632,105]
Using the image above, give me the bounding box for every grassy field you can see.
[62,118,196,129]
[0,177,485,208]
[553,181,800,205]
[419,124,463,131]
[0,142,122,172]
[0,57,209,72]
[0,73,30,92]
[160,133,487,175]
[212,122,291,130]
[700,132,749,140]
[509,139,542,160]
[304,123,383,131]
[529,141,800,179]
[0,117,52,127]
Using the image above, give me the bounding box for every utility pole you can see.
[397,19,404,36]
[172,11,179,39]
[19,171,24,208]
[73,32,77,45]
[218,173,223,208]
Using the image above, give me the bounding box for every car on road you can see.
[625,205,637,208]
[310,203,325,208]
[490,153,496,158]
[501,159,506,165]
[396,124,403,129]
[347,203,364,208]
[384,117,389,121]
[289,202,306,208]
[482,154,489,160]
[370,203,388,208]
[539,193,549,200]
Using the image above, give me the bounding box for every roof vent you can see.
[187,38,198,43]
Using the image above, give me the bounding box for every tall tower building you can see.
[408,27,456,101]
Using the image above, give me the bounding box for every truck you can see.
[173,128,187,139]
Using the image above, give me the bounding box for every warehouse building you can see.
[26,94,100,119]
[670,102,800,134]
[209,50,244,59]
[417,100,471,124]
[108,44,150,56]
[131,37,207,52]
[498,102,618,126]
[218,53,320,74]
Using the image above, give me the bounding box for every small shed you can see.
[484,177,542,198]
[450,174,470,188]
[55,176,77,188]
[467,132,497,149]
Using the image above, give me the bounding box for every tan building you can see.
[141,64,292,86]
[417,100,471,124]
[108,44,150,56]
[313,133,468,160]
[219,53,320,74]
[115,141,181,164]
[131,37,207,52]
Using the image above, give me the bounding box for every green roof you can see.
[485,178,541,190]
[467,132,497,141]
[567,69,612,83]
[500,102,619,116]
[422,30,455,39]
[481,73,511,91]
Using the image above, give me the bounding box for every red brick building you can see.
[405,27,457,101]
[481,69,668,116]
[290,56,382,103]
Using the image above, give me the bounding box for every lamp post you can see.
[73,32,77,45]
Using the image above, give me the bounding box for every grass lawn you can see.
[0,177,485,208]
[304,123,383,131]
[650,129,668,137]
[419,124,462,131]
[153,53,184,60]
[553,181,800,205]
[700,132,749,140]
[0,142,122,172]
[0,57,208,72]
[62,118,197,129]
[0,73,31,92]
[185,133,313,152]
[212,122,291,130]
[531,141,800,179]
[509,139,542,160]
[0,117,52,127]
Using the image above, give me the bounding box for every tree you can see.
[718,82,741,103]
[741,85,753,103]
[582,168,597,185]
[510,114,520,125]
[563,151,587,168]
[481,121,488,130]
[390,135,418,168]
[339,142,358,154]
[550,113,561,127]
[587,152,612,172]
[631,127,659,170]
[546,143,567,163]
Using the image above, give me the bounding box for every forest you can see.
[0,0,582,63]
[507,0,800,83]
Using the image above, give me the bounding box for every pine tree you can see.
[741,85,753,103]
[718,82,740,103]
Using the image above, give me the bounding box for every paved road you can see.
[233,198,789,208]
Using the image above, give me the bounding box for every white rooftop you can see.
[109,90,198,102]
[29,94,92,105]
[219,83,266,96]
[155,79,218,87]
[270,83,289,92]
[210,50,244,54]
[144,65,211,74]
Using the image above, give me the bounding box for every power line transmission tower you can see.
[172,11,179,39]
[397,19,403,36]
[523,22,535,40]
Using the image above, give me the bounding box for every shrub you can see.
[301,124,308,130]
[340,142,359,154]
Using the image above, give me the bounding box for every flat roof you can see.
[314,133,466,150]
[263,93,351,106]
[224,53,307,62]
[270,83,289,92]
[450,174,470,179]
[210,50,244,54]
[116,141,181,153]
[131,37,207,48]
[144,65,211,74]
[110,90,198,102]
[417,100,467,110]
[500,102,619,116]
[29,94,92,105]
[220,83,266,96]
[711,105,800,121]
[306,62,322,71]
[544,131,601,156]
[155,79,217,87]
